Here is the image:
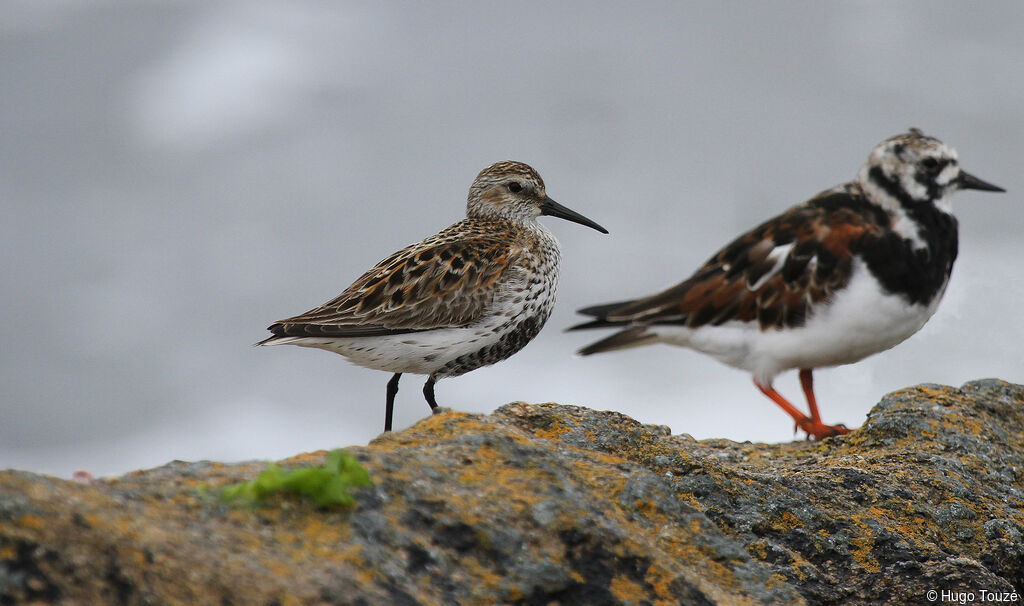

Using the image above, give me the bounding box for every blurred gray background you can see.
[2,1,1022,478]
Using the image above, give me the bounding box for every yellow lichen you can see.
[531,418,573,442]
[774,511,804,531]
[610,573,647,603]
[746,541,768,560]
[849,537,880,573]
[16,514,44,530]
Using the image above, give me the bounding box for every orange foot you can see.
[795,418,851,441]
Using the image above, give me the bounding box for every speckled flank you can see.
[1,379,1022,604]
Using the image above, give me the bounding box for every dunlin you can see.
[261,161,607,431]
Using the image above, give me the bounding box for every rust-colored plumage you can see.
[581,191,885,333]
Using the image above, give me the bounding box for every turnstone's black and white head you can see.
[859,128,1004,218]
[571,129,1004,441]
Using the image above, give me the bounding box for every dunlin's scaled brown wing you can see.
[264,222,520,339]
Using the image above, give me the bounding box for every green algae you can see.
[219,449,372,508]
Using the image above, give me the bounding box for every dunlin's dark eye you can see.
[507,182,522,193]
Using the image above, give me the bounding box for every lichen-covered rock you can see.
[2,379,1022,605]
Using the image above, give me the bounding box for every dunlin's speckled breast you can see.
[435,223,562,378]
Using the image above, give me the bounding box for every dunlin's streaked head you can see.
[260,161,606,432]
[467,161,608,232]
[571,129,1003,440]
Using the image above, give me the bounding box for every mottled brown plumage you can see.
[261,161,607,432]
[266,221,524,337]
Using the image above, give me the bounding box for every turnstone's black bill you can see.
[570,128,1004,440]
[957,171,1005,192]
[260,161,606,432]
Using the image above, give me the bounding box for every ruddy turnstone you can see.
[570,129,1003,440]
[260,161,607,432]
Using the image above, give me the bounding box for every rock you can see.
[2,379,1023,605]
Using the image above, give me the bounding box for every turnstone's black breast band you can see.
[865,166,959,306]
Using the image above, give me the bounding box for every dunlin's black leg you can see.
[385,373,402,432]
[423,377,438,411]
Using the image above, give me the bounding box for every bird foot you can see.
[794,418,851,441]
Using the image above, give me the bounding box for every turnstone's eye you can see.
[507,182,523,193]
[921,157,940,171]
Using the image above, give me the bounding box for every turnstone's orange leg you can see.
[754,378,811,430]
[754,378,849,441]
[798,369,851,438]
[799,369,822,423]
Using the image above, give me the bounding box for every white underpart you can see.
[748,243,794,291]
[648,258,946,385]
[266,323,508,376]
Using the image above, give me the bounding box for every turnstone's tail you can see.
[569,301,658,355]
[567,300,632,331]
[574,326,657,356]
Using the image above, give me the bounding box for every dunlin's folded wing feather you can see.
[573,189,890,339]
[264,221,521,340]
